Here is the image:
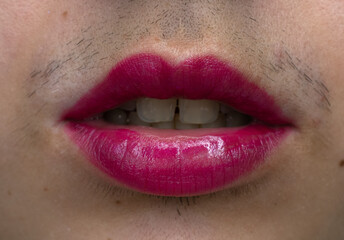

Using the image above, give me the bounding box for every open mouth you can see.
[62,54,293,196]
[89,97,253,130]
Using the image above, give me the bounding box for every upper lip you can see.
[62,53,291,125]
[62,53,293,196]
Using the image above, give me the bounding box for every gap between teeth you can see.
[102,98,252,129]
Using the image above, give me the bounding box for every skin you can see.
[0,0,343,239]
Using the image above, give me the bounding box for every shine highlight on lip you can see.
[63,54,292,196]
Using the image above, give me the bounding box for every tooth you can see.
[119,100,136,111]
[152,121,174,129]
[226,111,251,127]
[137,98,176,123]
[201,114,226,128]
[103,109,127,125]
[128,112,151,127]
[179,99,219,124]
[175,114,199,130]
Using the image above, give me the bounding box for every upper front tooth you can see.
[175,114,199,130]
[127,112,151,126]
[179,99,219,124]
[137,98,177,123]
[201,114,226,128]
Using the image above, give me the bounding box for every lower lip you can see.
[66,122,290,196]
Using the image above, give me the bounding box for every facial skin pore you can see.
[0,1,344,239]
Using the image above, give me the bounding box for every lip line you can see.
[62,53,293,196]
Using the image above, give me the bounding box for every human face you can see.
[0,1,343,239]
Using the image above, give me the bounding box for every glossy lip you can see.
[63,53,293,196]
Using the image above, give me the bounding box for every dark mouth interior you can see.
[87,98,253,130]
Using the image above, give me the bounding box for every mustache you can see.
[25,3,330,115]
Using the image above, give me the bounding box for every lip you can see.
[63,53,293,196]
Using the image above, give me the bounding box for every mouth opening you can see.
[87,98,254,130]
